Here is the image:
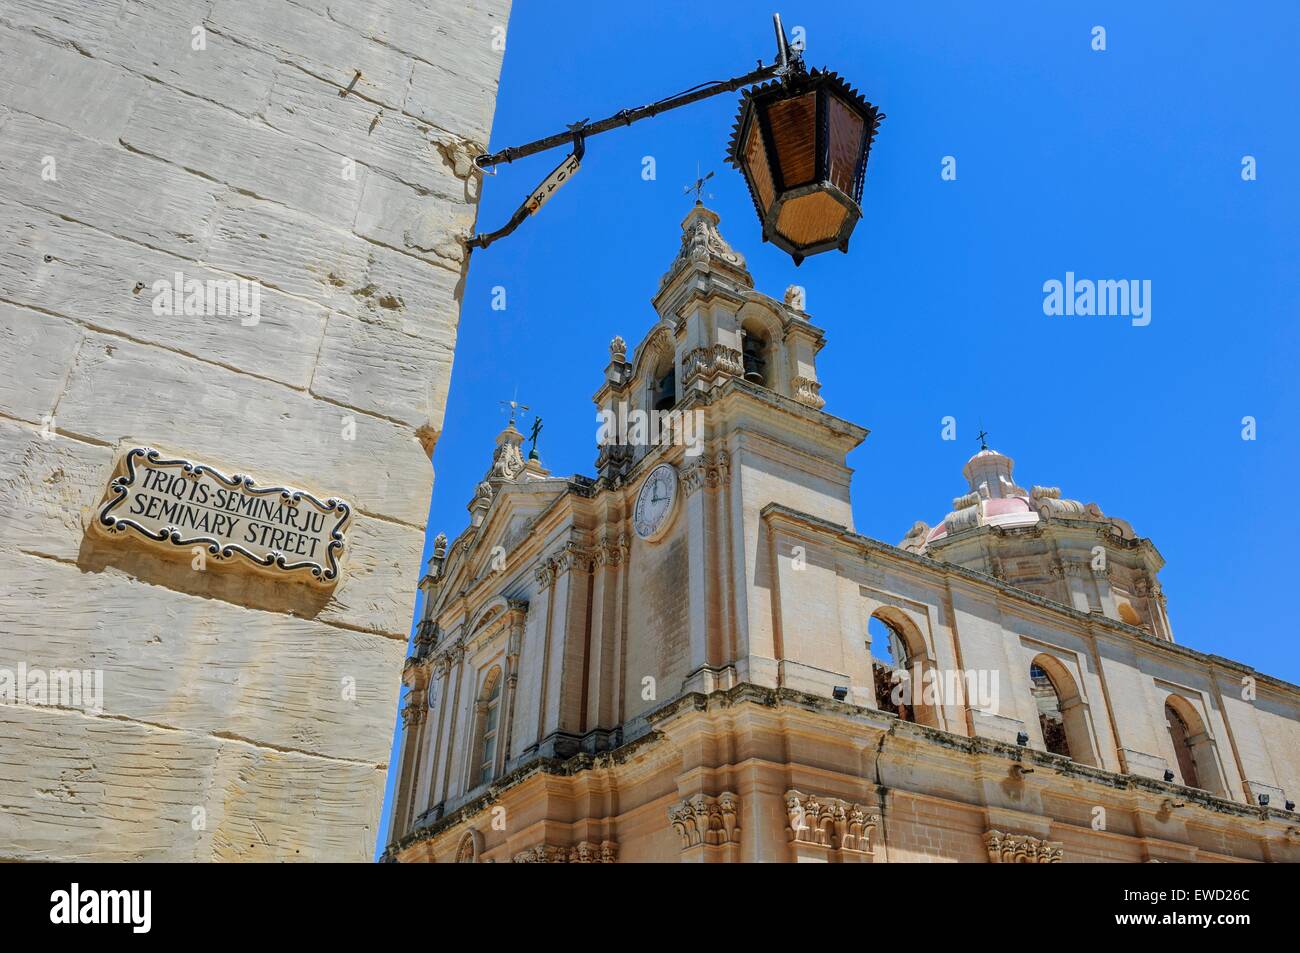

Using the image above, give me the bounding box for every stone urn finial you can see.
[610,335,627,362]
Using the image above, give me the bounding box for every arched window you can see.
[471,667,503,787]
[1117,602,1142,626]
[1030,663,1071,758]
[869,614,910,721]
[868,610,938,728]
[1026,654,1096,766]
[454,832,480,863]
[652,354,676,412]
[1164,699,1200,789]
[740,324,769,387]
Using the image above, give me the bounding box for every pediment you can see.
[433,480,568,610]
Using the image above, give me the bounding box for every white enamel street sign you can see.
[96,447,350,585]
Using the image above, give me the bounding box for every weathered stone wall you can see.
[0,0,509,861]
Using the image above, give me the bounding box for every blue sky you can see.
[377,1,1300,851]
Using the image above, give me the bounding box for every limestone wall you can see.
[0,0,510,861]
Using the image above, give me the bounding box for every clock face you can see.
[633,464,678,541]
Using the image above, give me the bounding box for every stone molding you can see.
[791,375,825,409]
[681,452,731,497]
[984,829,1063,863]
[659,204,751,291]
[785,790,879,853]
[534,560,556,588]
[534,542,600,587]
[511,840,618,863]
[682,343,744,386]
[595,531,630,567]
[400,695,428,728]
[668,792,742,849]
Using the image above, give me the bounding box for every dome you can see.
[900,446,1119,555]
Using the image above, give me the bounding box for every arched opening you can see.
[651,353,676,412]
[1030,663,1071,758]
[1117,602,1142,626]
[740,323,769,387]
[471,667,503,787]
[1026,654,1097,766]
[868,609,938,728]
[1164,698,1201,790]
[455,831,478,863]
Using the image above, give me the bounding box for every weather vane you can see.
[976,424,990,451]
[500,388,529,427]
[684,164,715,204]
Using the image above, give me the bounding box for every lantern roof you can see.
[725,68,882,171]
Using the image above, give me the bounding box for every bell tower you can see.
[598,203,868,703]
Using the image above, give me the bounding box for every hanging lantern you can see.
[727,69,883,265]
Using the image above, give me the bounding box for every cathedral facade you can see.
[384,205,1300,863]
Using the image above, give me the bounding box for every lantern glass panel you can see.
[775,191,849,247]
[826,94,865,196]
[765,91,818,188]
[742,118,776,213]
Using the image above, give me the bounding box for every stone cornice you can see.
[382,682,1295,861]
[382,728,666,859]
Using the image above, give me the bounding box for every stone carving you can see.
[534,560,556,588]
[660,205,752,290]
[510,844,568,863]
[534,543,599,586]
[682,343,744,385]
[791,375,825,409]
[569,840,618,863]
[784,284,806,312]
[511,840,617,863]
[899,520,930,554]
[596,442,635,485]
[681,451,731,497]
[596,531,630,567]
[609,335,627,362]
[984,829,1063,863]
[785,790,879,853]
[454,829,484,863]
[1048,562,1091,579]
[668,792,741,849]
[1035,496,1089,518]
[490,441,525,481]
[400,694,428,729]
[555,543,598,576]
